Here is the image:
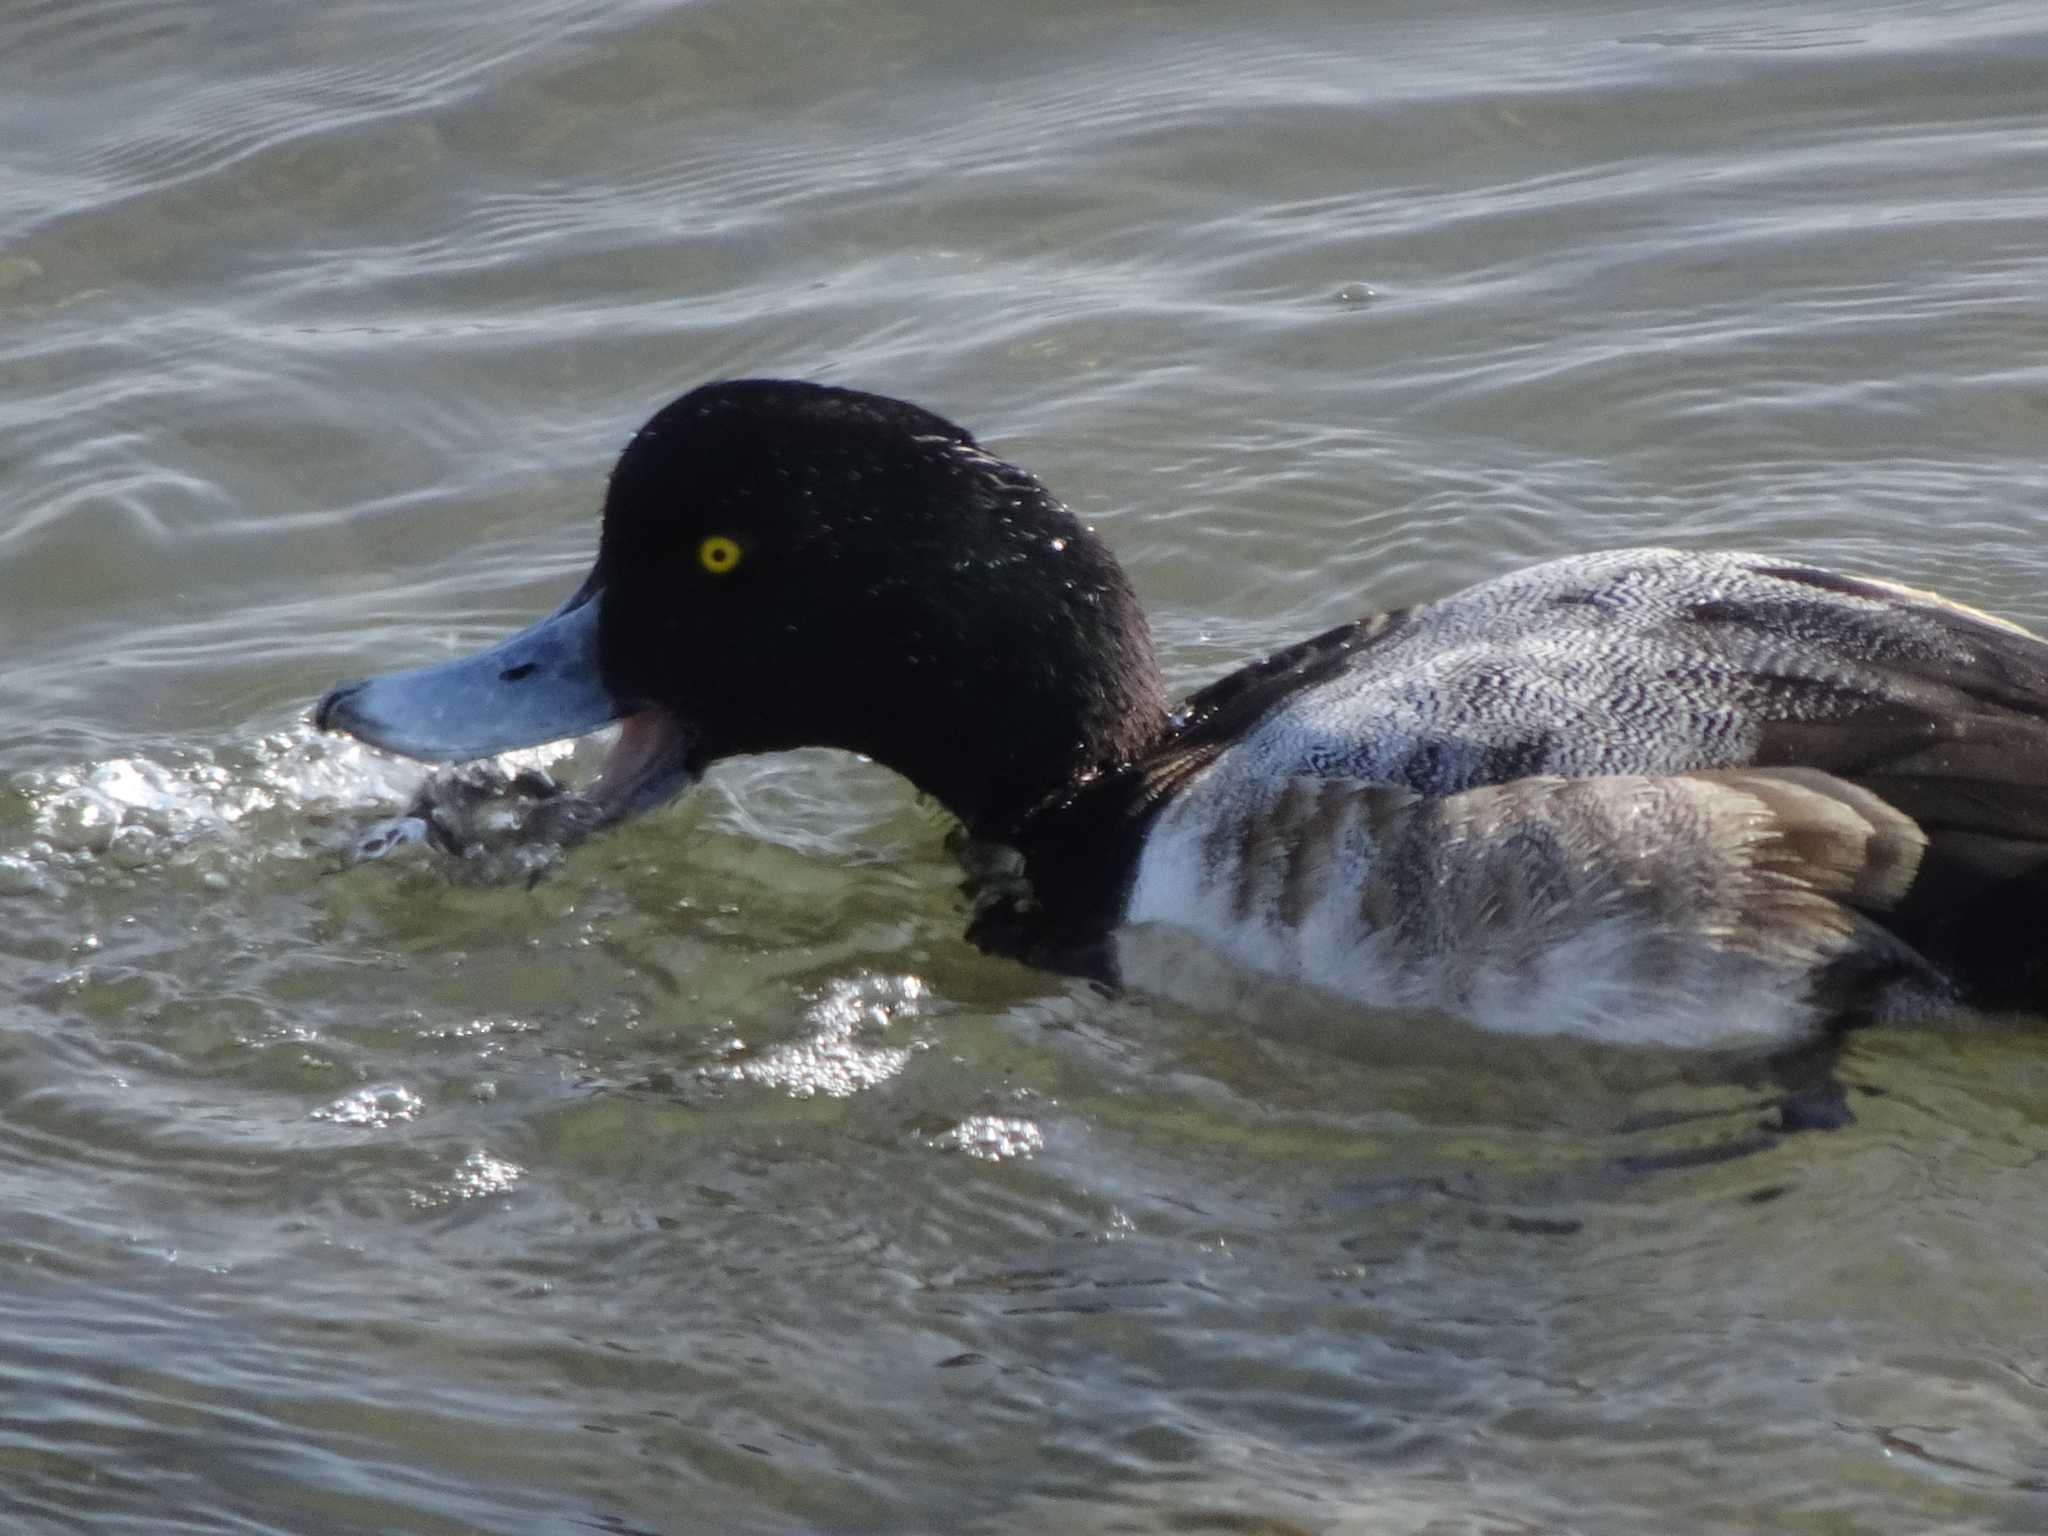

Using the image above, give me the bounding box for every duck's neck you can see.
[872,536,1170,841]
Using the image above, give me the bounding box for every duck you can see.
[314,378,2048,1052]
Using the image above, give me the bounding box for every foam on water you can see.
[706,972,931,1101]
[4,726,585,891]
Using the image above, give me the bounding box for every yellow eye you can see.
[698,535,743,575]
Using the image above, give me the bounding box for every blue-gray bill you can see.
[314,582,698,833]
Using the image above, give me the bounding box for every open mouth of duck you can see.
[313,579,698,827]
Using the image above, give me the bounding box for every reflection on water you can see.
[6,0,2048,1531]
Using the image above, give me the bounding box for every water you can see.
[5,0,2048,1530]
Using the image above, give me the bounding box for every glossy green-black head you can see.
[316,380,1168,837]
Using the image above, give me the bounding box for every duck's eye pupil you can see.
[698,536,742,574]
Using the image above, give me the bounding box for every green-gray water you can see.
[5,2,2048,1531]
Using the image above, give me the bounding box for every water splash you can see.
[404,1149,526,1210]
[708,973,930,1100]
[4,723,583,885]
[312,1085,426,1129]
[937,1114,1045,1162]
[450,1150,523,1199]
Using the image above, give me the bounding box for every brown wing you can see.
[1733,567,2048,1005]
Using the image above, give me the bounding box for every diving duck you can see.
[316,380,2048,1049]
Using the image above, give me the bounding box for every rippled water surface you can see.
[6,1,2048,1531]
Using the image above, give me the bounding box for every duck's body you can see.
[1044,548,2046,1045]
[316,381,2048,1049]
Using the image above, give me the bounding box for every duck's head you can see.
[315,380,1168,840]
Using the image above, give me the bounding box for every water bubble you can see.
[938,1115,1044,1162]
[5,722,586,890]
[0,854,54,896]
[106,824,156,869]
[44,794,118,854]
[706,974,927,1099]
[311,1085,425,1128]
[451,1150,522,1198]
